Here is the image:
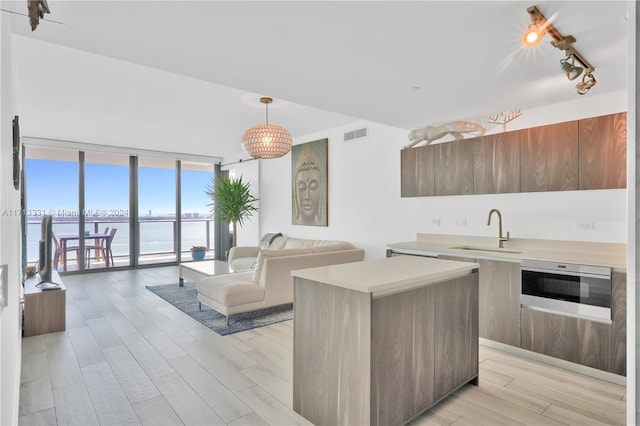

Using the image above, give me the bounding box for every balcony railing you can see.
[26,217,216,271]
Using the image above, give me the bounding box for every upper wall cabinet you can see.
[579,112,627,190]
[520,121,579,192]
[435,139,474,196]
[401,145,435,197]
[474,132,521,194]
[400,112,627,198]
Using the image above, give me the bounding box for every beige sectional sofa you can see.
[196,236,364,323]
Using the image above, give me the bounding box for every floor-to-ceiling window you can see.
[24,143,220,272]
[24,147,80,271]
[180,161,215,262]
[137,156,178,265]
[84,152,130,269]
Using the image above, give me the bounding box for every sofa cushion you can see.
[311,241,355,253]
[211,283,265,307]
[260,232,282,249]
[197,273,265,307]
[230,257,257,272]
[252,248,313,282]
[282,238,317,249]
[268,236,287,250]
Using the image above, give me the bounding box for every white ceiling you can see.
[7,1,630,159]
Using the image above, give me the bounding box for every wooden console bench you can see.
[23,271,66,337]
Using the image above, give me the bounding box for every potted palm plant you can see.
[206,175,258,248]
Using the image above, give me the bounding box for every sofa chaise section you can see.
[197,240,364,323]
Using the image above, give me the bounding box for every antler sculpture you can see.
[487,109,522,132]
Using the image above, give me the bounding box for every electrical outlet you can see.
[432,218,441,226]
[576,222,594,231]
[456,219,467,227]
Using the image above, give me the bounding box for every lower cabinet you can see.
[611,271,626,375]
[434,253,626,376]
[477,259,521,347]
[521,307,611,372]
[440,256,521,347]
[521,271,626,376]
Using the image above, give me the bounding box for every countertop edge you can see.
[387,238,627,272]
[292,256,479,294]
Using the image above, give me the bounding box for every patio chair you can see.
[103,227,117,267]
[86,228,117,268]
[52,233,79,271]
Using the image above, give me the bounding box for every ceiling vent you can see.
[343,127,368,142]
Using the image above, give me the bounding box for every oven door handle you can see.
[521,266,611,280]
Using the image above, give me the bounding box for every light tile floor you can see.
[18,266,626,425]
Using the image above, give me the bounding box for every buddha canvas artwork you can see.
[291,138,328,227]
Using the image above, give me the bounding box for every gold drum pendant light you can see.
[241,97,292,159]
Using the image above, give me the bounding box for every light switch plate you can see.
[576,222,594,231]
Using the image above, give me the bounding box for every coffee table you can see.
[179,260,232,286]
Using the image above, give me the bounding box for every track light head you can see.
[522,22,544,47]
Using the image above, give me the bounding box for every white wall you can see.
[260,90,628,260]
[0,10,23,425]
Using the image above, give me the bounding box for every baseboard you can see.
[479,338,626,386]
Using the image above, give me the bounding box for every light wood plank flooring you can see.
[18,266,626,425]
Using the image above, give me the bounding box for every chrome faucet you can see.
[487,208,510,248]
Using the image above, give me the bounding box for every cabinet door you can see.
[474,131,521,194]
[434,139,474,196]
[611,271,626,376]
[401,145,435,197]
[433,273,478,400]
[579,112,627,190]
[521,308,611,372]
[520,121,578,192]
[478,260,521,346]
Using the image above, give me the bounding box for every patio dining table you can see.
[58,232,110,271]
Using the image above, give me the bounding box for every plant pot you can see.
[191,250,206,261]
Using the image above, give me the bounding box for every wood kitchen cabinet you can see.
[520,121,579,192]
[438,256,520,347]
[401,145,435,197]
[579,112,627,190]
[611,271,626,375]
[521,308,611,372]
[400,112,626,198]
[434,139,474,196]
[477,259,521,346]
[473,131,521,194]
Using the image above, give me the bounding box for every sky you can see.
[25,158,213,217]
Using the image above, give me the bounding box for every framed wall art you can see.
[291,138,328,226]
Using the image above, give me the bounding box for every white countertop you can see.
[387,234,627,271]
[291,256,479,297]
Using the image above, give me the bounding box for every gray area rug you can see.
[146,282,293,336]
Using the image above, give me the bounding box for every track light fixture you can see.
[523,5,596,95]
[560,49,583,81]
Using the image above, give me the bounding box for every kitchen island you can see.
[291,255,480,426]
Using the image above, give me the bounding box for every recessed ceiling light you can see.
[410,86,421,92]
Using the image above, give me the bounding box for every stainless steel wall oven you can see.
[521,259,612,323]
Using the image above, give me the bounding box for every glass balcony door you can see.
[180,161,215,262]
[24,147,80,272]
[137,157,177,265]
[83,152,130,269]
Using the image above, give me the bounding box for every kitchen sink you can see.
[451,245,522,254]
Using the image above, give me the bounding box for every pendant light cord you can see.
[265,102,269,125]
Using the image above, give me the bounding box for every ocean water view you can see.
[26,219,214,263]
